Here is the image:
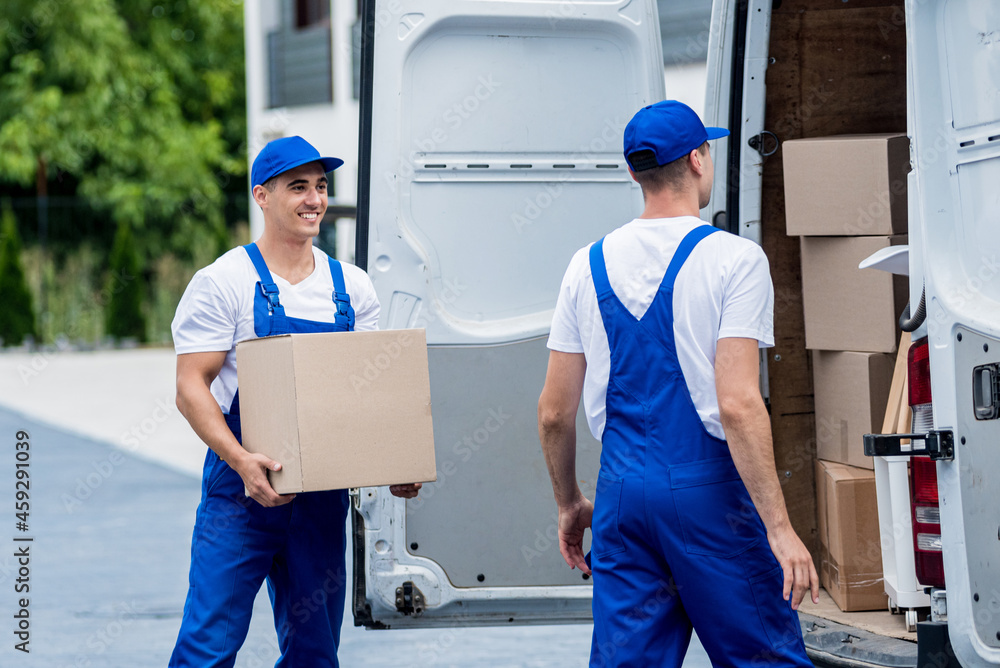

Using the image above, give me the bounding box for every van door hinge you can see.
[863,430,954,461]
[395,581,425,616]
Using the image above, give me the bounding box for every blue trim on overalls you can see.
[587,226,811,668]
[170,243,355,668]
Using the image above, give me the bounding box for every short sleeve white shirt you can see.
[547,216,774,441]
[171,245,380,413]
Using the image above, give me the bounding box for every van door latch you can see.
[863,430,954,461]
[973,364,1000,420]
[747,131,779,157]
[395,581,425,616]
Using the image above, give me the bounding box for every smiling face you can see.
[253,161,328,242]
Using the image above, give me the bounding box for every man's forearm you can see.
[539,418,582,508]
[721,399,792,534]
[537,351,588,509]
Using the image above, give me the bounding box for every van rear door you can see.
[352,0,665,628]
[906,1,1000,665]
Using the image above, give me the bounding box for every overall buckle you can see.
[259,282,282,314]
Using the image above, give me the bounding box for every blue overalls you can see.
[587,226,811,668]
[170,243,356,668]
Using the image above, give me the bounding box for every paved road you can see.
[0,405,714,667]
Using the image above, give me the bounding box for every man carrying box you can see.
[538,101,818,666]
[168,136,420,667]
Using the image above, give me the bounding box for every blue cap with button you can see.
[623,101,729,172]
[250,136,343,188]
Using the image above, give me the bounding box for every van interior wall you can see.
[763,0,907,563]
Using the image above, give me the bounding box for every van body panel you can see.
[907,1,1000,664]
[355,0,665,628]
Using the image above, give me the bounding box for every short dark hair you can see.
[631,141,708,195]
[262,176,278,192]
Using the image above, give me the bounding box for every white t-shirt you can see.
[172,245,380,413]
[547,216,774,441]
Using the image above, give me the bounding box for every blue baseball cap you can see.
[250,136,344,188]
[623,101,729,171]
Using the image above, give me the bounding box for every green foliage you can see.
[23,244,105,344]
[0,202,38,345]
[105,220,147,342]
[0,0,246,259]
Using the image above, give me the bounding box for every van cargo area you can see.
[749,1,929,666]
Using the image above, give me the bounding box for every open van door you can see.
[351,0,665,628]
[906,1,1000,665]
[701,0,771,243]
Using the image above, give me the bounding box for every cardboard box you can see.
[236,329,437,494]
[783,134,910,236]
[801,235,909,353]
[815,460,887,612]
[813,351,895,470]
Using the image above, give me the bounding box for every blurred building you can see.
[244,0,711,259]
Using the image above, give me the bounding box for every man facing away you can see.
[169,136,420,667]
[538,101,819,667]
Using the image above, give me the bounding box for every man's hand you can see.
[389,483,422,499]
[235,452,295,507]
[767,524,820,610]
[558,496,594,575]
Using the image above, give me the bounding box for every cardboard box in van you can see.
[812,350,895,470]
[783,134,910,236]
[800,235,909,353]
[815,460,887,612]
[235,329,437,495]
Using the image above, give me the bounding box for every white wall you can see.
[665,61,708,118]
[245,0,360,248]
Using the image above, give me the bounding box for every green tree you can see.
[0,202,38,345]
[104,219,146,342]
[0,0,246,258]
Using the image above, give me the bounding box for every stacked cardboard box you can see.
[783,134,911,611]
[815,460,888,612]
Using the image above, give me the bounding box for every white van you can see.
[349,1,1000,666]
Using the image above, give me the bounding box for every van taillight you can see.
[908,338,934,431]
[908,337,945,588]
[911,458,945,587]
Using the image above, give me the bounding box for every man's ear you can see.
[627,167,638,184]
[689,148,706,177]
[252,184,269,210]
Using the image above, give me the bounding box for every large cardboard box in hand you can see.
[800,235,908,353]
[812,351,895,470]
[783,134,910,236]
[236,329,437,495]
[815,460,887,612]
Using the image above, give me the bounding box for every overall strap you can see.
[227,391,241,417]
[588,238,614,298]
[659,225,721,293]
[327,256,356,331]
[243,243,285,319]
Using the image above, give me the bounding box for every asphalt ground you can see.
[0,406,612,667]
[0,348,713,667]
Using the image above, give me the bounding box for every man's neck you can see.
[637,188,701,220]
[255,232,316,285]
